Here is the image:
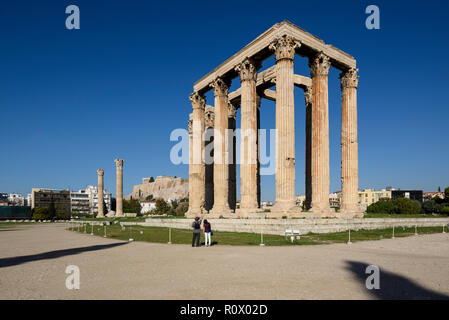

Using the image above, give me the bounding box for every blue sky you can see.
[1,0,448,201]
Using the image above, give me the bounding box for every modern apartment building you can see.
[31,188,71,214]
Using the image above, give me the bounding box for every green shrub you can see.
[392,198,422,215]
[32,207,50,220]
[366,200,395,214]
[175,202,189,216]
[441,206,449,215]
[422,200,443,214]
[123,199,141,213]
[155,198,170,214]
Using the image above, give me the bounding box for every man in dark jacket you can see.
[191,217,202,247]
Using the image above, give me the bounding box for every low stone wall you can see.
[141,217,449,235]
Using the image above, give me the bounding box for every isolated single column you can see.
[115,159,124,216]
[97,169,105,217]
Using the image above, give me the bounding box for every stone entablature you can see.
[194,20,356,94]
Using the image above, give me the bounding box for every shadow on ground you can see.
[345,260,449,300]
[0,243,127,268]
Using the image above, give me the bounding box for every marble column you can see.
[309,52,331,214]
[187,92,206,216]
[210,77,232,215]
[256,95,261,207]
[340,68,360,215]
[204,107,215,211]
[304,86,312,211]
[235,58,259,213]
[228,102,237,211]
[115,159,124,216]
[269,35,300,212]
[97,169,105,217]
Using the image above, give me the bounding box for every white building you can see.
[140,200,156,214]
[8,193,25,206]
[70,186,112,216]
[85,185,112,215]
[70,190,91,216]
[25,194,32,206]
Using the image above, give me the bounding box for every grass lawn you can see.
[75,215,186,222]
[364,213,448,219]
[66,223,448,246]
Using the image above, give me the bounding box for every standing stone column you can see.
[210,77,232,215]
[304,86,313,211]
[115,159,124,216]
[256,95,261,207]
[340,68,361,215]
[187,92,206,216]
[204,107,215,211]
[269,35,300,213]
[97,169,105,217]
[228,102,237,211]
[235,58,259,213]
[309,52,331,214]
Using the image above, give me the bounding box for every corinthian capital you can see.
[115,159,124,168]
[340,68,359,90]
[97,169,104,176]
[210,77,230,97]
[269,35,301,61]
[235,58,258,82]
[227,102,237,119]
[309,52,331,77]
[304,86,313,106]
[189,92,205,110]
[188,118,193,134]
[205,106,215,128]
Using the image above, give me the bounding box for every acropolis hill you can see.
[126,175,188,201]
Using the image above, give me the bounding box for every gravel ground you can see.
[0,224,448,300]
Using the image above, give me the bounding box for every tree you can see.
[48,201,56,219]
[438,186,441,192]
[32,207,50,220]
[444,187,449,201]
[145,194,153,201]
[149,177,155,183]
[56,210,71,220]
[175,202,189,216]
[422,200,443,214]
[155,198,169,214]
[391,198,422,215]
[123,199,141,213]
[366,200,394,214]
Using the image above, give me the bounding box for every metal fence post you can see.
[168,227,172,244]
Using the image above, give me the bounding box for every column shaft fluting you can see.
[269,35,300,212]
[187,93,206,216]
[340,68,360,214]
[97,169,104,217]
[210,78,231,214]
[309,53,331,214]
[236,58,259,212]
[115,159,124,216]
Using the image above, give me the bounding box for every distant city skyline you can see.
[1,1,448,202]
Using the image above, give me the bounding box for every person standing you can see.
[191,217,202,247]
[203,219,212,247]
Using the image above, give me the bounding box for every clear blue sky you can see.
[1,0,448,201]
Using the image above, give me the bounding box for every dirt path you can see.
[0,224,448,299]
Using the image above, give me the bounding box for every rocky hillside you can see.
[125,175,188,201]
